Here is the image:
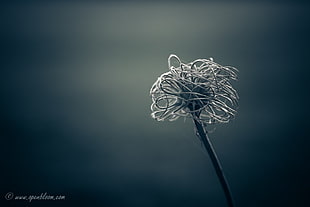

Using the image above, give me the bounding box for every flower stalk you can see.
[192,114,234,207]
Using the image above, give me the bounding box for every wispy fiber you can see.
[150,54,238,125]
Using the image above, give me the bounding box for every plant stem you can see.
[192,118,235,207]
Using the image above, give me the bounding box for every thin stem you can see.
[192,117,235,207]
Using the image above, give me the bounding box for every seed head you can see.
[150,54,239,124]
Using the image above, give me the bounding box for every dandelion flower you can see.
[150,54,239,207]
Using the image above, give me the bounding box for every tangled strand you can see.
[150,54,239,124]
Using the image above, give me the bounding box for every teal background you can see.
[1,1,309,207]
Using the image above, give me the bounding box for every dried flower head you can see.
[150,54,239,124]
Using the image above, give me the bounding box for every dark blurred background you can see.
[1,1,309,207]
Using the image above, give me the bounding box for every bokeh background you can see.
[1,1,309,207]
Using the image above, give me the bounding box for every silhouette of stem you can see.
[192,116,235,207]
